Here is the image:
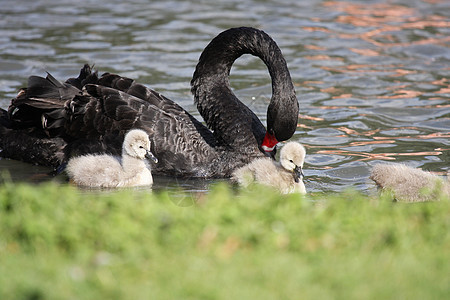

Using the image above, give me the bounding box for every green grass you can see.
[0,180,449,300]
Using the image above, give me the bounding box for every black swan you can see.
[0,27,299,178]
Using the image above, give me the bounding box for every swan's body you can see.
[232,142,306,194]
[370,164,450,202]
[66,129,157,188]
[0,27,299,178]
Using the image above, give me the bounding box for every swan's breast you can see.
[133,168,153,186]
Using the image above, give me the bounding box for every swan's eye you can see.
[139,146,144,149]
[289,159,294,163]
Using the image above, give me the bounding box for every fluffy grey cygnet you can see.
[66,129,158,188]
[232,142,306,194]
[370,163,450,202]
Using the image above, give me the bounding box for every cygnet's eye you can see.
[139,146,144,149]
[289,159,294,163]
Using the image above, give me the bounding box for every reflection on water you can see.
[0,0,449,193]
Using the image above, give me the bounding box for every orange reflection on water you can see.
[304,45,326,51]
[432,79,449,85]
[321,87,343,94]
[316,149,395,161]
[299,114,324,121]
[422,0,445,3]
[373,132,450,140]
[302,26,332,33]
[389,69,418,77]
[436,87,450,94]
[377,90,423,99]
[318,105,359,110]
[318,64,426,80]
[301,80,324,86]
[337,126,381,137]
[349,48,379,56]
[321,65,385,74]
[305,122,448,162]
[316,149,444,162]
[299,2,449,168]
[332,94,353,99]
[320,1,450,48]
[304,55,344,61]
[348,140,395,146]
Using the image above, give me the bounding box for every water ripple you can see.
[0,0,448,192]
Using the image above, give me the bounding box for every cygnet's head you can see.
[123,129,158,163]
[279,142,306,182]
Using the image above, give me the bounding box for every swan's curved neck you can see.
[121,152,146,173]
[191,27,298,145]
[191,27,293,96]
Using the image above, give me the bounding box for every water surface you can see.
[1,0,449,193]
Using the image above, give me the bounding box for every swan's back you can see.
[370,164,450,202]
[66,154,125,187]
[232,158,277,186]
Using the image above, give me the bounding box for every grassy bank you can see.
[0,181,449,300]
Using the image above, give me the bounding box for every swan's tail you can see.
[7,64,97,137]
[0,107,67,168]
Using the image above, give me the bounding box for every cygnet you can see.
[232,142,306,194]
[66,129,158,188]
[370,163,450,202]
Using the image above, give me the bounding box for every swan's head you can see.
[279,142,306,182]
[123,129,158,163]
[263,93,299,152]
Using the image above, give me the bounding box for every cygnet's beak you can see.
[145,150,158,163]
[293,165,304,183]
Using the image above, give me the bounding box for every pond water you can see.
[0,0,449,193]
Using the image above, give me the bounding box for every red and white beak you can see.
[261,131,278,152]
